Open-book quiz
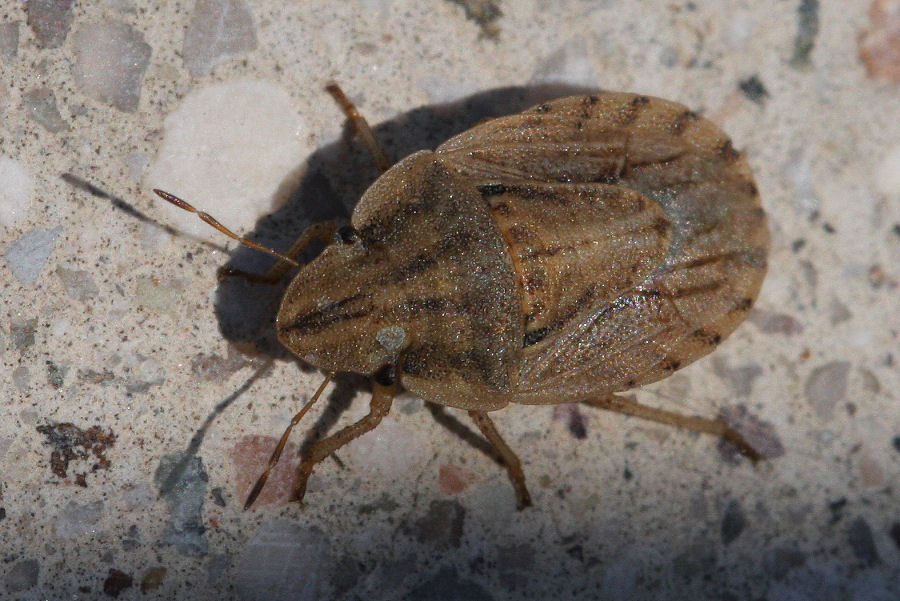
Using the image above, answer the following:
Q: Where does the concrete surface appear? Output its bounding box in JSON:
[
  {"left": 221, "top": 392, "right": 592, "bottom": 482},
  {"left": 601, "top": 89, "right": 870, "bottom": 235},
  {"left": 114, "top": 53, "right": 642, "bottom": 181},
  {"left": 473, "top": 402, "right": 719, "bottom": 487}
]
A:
[{"left": 1, "top": 0, "right": 898, "bottom": 599}]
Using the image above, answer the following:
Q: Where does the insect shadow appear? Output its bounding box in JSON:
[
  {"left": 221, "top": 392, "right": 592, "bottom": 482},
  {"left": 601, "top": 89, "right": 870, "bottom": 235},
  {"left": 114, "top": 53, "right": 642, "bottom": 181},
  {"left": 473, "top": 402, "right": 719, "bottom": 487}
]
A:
[{"left": 213, "top": 83, "right": 598, "bottom": 465}]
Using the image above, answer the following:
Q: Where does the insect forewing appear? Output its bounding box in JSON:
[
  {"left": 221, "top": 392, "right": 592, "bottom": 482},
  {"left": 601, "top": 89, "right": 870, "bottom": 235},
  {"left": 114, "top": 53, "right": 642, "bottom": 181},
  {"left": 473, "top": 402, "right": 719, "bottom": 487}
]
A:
[{"left": 436, "top": 93, "right": 768, "bottom": 403}]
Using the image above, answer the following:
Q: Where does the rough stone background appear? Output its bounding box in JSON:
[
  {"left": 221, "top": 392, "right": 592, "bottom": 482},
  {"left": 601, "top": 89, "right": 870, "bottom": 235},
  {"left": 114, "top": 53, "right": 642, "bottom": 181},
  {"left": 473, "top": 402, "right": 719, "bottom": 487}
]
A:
[{"left": 1, "top": 1, "right": 898, "bottom": 599}]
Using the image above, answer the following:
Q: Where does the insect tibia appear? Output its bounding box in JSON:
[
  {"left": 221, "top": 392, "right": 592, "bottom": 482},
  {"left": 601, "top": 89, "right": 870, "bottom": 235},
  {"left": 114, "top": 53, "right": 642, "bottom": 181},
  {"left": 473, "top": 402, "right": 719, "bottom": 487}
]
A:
[
  {"left": 152, "top": 188, "right": 301, "bottom": 268},
  {"left": 243, "top": 372, "right": 334, "bottom": 510}
]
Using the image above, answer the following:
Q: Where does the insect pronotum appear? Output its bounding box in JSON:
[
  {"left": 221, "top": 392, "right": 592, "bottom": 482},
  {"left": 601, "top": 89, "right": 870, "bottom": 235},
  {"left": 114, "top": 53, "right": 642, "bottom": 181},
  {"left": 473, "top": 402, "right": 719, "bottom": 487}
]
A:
[{"left": 156, "top": 83, "right": 769, "bottom": 510}]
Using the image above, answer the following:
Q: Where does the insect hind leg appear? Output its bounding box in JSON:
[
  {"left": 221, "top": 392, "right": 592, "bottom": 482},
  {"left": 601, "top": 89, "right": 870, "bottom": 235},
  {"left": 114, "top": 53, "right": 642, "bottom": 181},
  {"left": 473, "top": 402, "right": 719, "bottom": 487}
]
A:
[
  {"left": 468, "top": 410, "right": 532, "bottom": 510},
  {"left": 582, "top": 394, "right": 762, "bottom": 461}
]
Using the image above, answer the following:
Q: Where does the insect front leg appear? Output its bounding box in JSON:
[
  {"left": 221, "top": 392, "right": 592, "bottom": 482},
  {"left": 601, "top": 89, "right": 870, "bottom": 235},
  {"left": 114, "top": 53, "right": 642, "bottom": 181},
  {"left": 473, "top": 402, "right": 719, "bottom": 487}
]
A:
[
  {"left": 219, "top": 221, "right": 338, "bottom": 284},
  {"left": 582, "top": 394, "right": 762, "bottom": 461},
  {"left": 468, "top": 410, "right": 532, "bottom": 510},
  {"left": 291, "top": 375, "right": 396, "bottom": 503}
]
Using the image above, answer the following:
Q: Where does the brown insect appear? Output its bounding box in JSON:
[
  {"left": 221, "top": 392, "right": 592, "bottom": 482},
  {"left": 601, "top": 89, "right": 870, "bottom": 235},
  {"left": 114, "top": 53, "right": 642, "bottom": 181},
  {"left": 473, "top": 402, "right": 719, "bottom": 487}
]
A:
[{"left": 155, "top": 83, "right": 769, "bottom": 510}]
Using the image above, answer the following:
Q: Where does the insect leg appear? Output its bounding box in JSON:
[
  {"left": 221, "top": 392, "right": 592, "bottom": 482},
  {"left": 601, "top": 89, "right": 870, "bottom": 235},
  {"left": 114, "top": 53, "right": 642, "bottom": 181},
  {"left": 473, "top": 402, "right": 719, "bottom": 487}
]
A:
[
  {"left": 220, "top": 221, "right": 338, "bottom": 284},
  {"left": 582, "top": 395, "right": 762, "bottom": 461},
  {"left": 468, "top": 411, "right": 532, "bottom": 510},
  {"left": 291, "top": 378, "right": 396, "bottom": 503},
  {"left": 326, "top": 83, "right": 392, "bottom": 173},
  {"left": 244, "top": 373, "right": 334, "bottom": 509}
]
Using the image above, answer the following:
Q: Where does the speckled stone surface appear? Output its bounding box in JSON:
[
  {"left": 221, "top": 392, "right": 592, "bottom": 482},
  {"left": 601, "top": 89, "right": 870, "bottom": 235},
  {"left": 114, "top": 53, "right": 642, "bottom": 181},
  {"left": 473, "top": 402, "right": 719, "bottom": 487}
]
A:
[{"left": 2, "top": 1, "right": 899, "bottom": 599}]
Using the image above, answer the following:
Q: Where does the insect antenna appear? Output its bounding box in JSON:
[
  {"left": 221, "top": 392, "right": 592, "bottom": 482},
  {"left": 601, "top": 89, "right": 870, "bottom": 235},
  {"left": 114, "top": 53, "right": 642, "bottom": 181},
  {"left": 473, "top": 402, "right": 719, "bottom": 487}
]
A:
[
  {"left": 244, "top": 372, "right": 335, "bottom": 509},
  {"left": 152, "top": 189, "right": 300, "bottom": 267}
]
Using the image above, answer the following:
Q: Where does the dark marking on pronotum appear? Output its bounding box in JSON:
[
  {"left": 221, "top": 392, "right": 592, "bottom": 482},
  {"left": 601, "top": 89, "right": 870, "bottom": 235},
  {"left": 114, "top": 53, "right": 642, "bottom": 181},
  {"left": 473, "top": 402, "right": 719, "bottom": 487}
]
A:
[
  {"left": 392, "top": 253, "right": 437, "bottom": 281},
  {"left": 751, "top": 207, "right": 767, "bottom": 223},
  {"left": 744, "top": 180, "right": 759, "bottom": 196},
  {"left": 613, "top": 97, "right": 645, "bottom": 125},
  {"left": 504, "top": 183, "right": 568, "bottom": 205},
  {"left": 671, "top": 110, "right": 699, "bottom": 134},
  {"left": 679, "top": 249, "right": 767, "bottom": 271},
  {"left": 668, "top": 280, "right": 725, "bottom": 299},
  {"left": 478, "top": 183, "right": 508, "bottom": 197},
  {"left": 286, "top": 293, "right": 372, "bottom": 334},
  {"left": 682, "top": 254, "right": 730, "bottom": 269},
  {"left": 507, "top": 225, "right": 534, "bottom": 244},
  {"left": 733, "top": 297, "right": 754, "bottom": 312},
  {"left": 662, "top": 358, "right": 682, "bottom": 371},
  {"left": 489, "top": 201, "right": 511, "bottom": 216},
  {"left": 398, "top": 297, "right": 450, "bottom": 316},
  {"left": 717, "top": 139, "right": 741, "bottom": 162},
  {"left": 692, "top": 328, "right": 723, "bottom": 346},
  {"left": 524, "top": 301, "right": 545, "bottom": 324},
  {"left": 535, "top": 103, "right": 551, "bottom": 113},
  {"left": 522, "top": 273, "right": 545, "bottom": 292},
  {"left": 523, "top": 326, "right": 552, "bottom": 348},
  {"left": 652, "top": 217, "right": 671, "bottom": 236}
]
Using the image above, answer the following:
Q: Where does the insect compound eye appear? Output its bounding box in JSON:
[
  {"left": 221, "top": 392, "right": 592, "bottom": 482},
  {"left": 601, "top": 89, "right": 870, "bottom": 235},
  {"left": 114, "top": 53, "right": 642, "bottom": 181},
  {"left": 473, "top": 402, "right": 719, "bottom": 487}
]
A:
[
  {"left": 335, "top": 225, "right": 359, "bottom": 245},
  {"left": 373, "top": 364, "right": 396, "bottom": 387}
]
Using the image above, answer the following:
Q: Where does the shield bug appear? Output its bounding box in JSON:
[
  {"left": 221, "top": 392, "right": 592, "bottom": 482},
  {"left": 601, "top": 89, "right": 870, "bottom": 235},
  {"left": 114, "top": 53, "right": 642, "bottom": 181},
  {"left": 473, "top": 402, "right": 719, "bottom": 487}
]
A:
[{"left": 156, "top": 84, "right": 769, "bottom": 510}]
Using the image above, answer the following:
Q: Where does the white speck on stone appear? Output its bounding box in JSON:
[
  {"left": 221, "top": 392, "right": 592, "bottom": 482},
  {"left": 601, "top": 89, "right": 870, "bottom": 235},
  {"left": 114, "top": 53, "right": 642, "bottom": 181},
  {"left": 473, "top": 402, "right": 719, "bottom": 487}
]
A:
[
  {"left": 55, "top": 500, "right": 105, "bottom": 539},
  {"left": 183, "top": 0, "right": 258, "bottom": 77},
  {"left": 4, "top": 226, "right": 62, "bottom": 285},
  {"left": 234, "top": 520, "right": 332, "bottom": 601},
  {"left": 0, "top": 21, "right": 19, "bottom": 59},
  {"left": 782, "top": 148, "right": 818, "bottom": 214},
  {"left": 71, "top": 21, "right": 152, "bottom": 112},
  {"left": 345, "top": 418, "right": 426, "bottom": 481},
  {"left": 0, "top": 157, "right": 34, "bottom": 227},
  {"left": 146, "top": 79, "right": 309, "bottom": 244},
  {"left": 531, "top": 37, "right": 597, "bottom": 87},
  {"left": 873, "top": 143, "right": 900, "bottom": 198}
]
